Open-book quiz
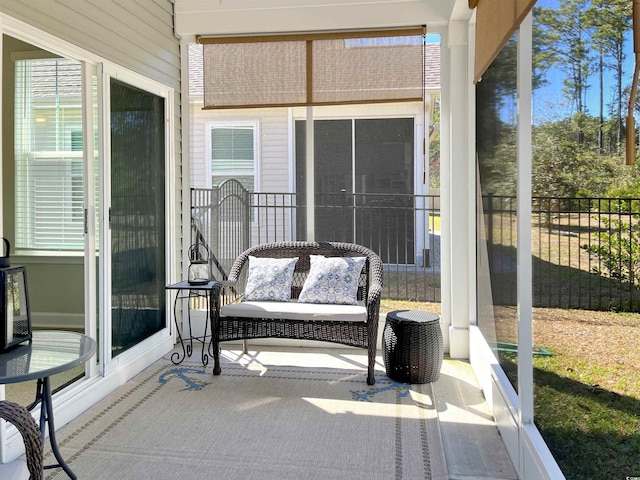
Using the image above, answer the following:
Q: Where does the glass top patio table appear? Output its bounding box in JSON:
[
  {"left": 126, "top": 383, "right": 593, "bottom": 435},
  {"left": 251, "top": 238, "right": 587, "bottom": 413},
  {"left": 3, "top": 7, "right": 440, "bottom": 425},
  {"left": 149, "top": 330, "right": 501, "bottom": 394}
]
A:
[
  {"left": 0, "top": 330, "right": 96, "bottom": 479},
  {"left": 0, "top": 330, "right": 96, "bottom": 384}
]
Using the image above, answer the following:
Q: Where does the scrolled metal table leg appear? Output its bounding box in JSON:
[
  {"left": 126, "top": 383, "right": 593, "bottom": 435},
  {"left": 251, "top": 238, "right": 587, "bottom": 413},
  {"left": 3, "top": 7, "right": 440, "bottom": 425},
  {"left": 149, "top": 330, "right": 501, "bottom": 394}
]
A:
[
  {"left": 210, "top": 286, "right": 222, "bottom": 375},
  {"left": 170, "top": 290, "right": 187, "bottom": 364},
  {"left": 200, "top": 291, "right": 210, "bottom": 367}
]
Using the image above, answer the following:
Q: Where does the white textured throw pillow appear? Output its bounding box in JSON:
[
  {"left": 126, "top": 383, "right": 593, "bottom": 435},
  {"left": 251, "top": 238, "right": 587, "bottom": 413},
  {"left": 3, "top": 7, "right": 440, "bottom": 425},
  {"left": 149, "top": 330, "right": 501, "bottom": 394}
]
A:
[
  {"left": 298, "top": 255, "right": 366, "bottom": 305},
  {"left": 244, "top": 256, "right": 299, "bottom": 301}
]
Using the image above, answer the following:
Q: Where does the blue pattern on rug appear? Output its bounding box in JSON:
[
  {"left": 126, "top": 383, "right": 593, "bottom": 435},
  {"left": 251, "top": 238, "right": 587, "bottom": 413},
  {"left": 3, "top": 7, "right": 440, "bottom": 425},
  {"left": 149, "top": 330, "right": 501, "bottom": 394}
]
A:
[
  {"left": 350, "top": 378, "right": 412, "bottom": 402},
  {"left": 158, "top": 368, "right": 211, "bottom": 391}
]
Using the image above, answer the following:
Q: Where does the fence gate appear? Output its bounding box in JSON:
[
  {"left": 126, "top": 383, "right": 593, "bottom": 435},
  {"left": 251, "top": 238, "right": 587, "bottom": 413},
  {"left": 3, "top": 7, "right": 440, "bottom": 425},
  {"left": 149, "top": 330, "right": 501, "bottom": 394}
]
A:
[{"left": 191, "top": 180, "right": 251, "bottom": 280}]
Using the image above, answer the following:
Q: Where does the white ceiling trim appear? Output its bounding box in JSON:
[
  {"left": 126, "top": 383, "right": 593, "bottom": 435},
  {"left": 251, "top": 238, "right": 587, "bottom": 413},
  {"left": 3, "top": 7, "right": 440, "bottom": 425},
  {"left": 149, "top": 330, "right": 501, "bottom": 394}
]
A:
[{"left": 174, "top": 0, "right": 458, "bottom": 37}]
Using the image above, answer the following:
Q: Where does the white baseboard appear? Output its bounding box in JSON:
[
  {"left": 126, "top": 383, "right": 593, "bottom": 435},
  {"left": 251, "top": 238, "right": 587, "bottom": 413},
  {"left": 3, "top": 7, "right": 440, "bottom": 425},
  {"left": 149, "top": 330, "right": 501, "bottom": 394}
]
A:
[{"left": 470, "top": 326, "right": 566, "bottom": 479}]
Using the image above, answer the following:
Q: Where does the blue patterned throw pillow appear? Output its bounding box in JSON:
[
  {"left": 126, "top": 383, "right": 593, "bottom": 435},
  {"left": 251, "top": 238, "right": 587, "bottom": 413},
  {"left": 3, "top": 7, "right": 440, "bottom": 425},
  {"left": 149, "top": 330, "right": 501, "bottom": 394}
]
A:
[
  {"left": 298, "top": 255, "right": 366, "bottom": 305},
  {"left": 244, "top": 256, "right": 299, "bottom": 301}
]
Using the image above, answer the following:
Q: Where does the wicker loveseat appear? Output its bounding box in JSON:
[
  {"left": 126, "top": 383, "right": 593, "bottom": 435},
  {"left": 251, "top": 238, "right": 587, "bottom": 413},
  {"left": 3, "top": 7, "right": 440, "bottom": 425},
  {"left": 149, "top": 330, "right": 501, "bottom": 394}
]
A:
[
  {"left": 210, "top": 241, "right": 383, "bottom": 385},
  {"left": 0, "top": 400, "right": 43, "bottom": 480}
]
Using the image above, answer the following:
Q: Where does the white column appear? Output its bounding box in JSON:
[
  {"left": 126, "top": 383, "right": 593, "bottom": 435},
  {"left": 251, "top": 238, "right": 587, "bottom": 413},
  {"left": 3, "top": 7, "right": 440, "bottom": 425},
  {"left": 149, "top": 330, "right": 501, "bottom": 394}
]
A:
[
  {"left": 305, "top": 106, "right": 315, "bottom": 242},
  {"left": 517, "top": 12, "right": 534, "bottom": 428},
  {"left": 445, "top": 21, "right": 473, "bottom": 359}
]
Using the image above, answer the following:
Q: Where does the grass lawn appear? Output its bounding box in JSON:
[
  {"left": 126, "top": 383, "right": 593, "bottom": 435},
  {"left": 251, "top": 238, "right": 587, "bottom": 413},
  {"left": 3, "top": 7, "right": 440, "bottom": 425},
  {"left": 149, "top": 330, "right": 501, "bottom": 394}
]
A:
[
  {"left": 528, "top": 308, "right": 640, "bottom": 479},
  {"left": 484, "top": 212, "right": 640, "bottom": 476},
  {"left": 382, "top": 299, "right": 640, "bottom": 480}
]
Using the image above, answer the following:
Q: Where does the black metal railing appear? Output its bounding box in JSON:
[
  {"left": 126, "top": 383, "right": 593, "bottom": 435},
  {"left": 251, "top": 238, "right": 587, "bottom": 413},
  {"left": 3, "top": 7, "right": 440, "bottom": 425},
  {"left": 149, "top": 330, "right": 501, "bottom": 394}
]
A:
[
  {"left": 192, "top": 187, "right": 441, "bottom": 302},
  {"left": 484, "top": 195, "right": 640, "bottom": 312},
  {"left": 193, "top": 186, "right": 640, "bottom": 311}
]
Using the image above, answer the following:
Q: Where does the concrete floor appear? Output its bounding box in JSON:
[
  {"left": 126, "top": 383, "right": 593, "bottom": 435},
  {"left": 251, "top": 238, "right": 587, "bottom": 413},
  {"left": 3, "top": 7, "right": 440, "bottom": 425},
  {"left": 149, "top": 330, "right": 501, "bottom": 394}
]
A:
[
  {"left": 432, "top": 358, "right": 518, "bottom": 480},
  {"left": 211, "top": 308, "right": 519, "bottom": 480},
  {"left": 225, "top": 344, "right": 518, "bottom": 480}
]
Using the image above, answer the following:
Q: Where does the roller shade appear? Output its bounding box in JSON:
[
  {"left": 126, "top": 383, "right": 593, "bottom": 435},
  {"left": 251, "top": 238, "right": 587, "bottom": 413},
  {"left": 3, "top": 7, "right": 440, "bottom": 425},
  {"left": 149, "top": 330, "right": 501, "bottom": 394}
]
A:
[
  {"left": 197, "top": 28, "right": 426, "bottom": 109},
  {"left": 473, "top": 0, "right": 537, "bottom": 83}
]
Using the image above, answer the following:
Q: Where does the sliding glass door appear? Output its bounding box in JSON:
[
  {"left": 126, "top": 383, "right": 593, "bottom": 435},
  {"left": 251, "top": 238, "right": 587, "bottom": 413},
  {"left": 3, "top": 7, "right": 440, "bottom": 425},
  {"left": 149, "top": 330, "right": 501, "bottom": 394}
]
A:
[
  {"left": 355, "top": 118, "right": 414, "bottom": 263},
  {"left": 295, "top": 120, "right": 353, "bottom": 242},
  {"left": 109, "top": 79, "right": 166, "bottom": 357},
  {"left": 295, "top": 117, "right": 414, "bottom": 262},
  {"left": 1, "top": 22, "right": 175, "bottom": 444},
  {"left": 9, "top": 42, "right": 170, "bottom": 364},
  {"left": 7, "top": 39, "right": 100, "bottom": 402}
]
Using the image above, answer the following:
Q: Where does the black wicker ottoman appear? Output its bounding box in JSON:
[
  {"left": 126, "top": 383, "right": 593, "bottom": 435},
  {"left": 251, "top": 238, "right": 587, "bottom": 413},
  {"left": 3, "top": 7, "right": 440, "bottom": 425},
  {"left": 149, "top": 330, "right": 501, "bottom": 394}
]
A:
[{"left": 383, "top": 310, "right": 444, "bottom": 384}]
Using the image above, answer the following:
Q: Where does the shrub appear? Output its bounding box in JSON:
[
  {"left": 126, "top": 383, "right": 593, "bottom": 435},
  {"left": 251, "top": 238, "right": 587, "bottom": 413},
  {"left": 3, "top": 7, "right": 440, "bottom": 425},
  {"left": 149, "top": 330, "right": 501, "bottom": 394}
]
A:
[{"left": 581, "top": 215, "right": 640, "bottom": 285}]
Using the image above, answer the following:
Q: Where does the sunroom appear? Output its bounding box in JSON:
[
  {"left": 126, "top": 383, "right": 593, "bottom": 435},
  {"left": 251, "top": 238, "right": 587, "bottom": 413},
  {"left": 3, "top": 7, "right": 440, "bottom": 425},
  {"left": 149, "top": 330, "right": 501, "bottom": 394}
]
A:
[{"left": 0, "top": 1, "right": 563, "bottom": 479}]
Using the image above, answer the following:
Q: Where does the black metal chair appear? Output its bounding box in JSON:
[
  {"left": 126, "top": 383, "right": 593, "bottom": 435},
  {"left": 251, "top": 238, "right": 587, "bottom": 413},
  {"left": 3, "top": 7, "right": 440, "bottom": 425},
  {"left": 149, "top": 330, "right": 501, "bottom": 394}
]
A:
[{"left": 0, "top": 400, "right": 43, "bottom": 480}]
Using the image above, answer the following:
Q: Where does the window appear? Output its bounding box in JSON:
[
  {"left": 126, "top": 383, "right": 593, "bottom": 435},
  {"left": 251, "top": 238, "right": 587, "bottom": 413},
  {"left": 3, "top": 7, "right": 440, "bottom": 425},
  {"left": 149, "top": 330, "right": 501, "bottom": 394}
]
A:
[
  {"left": 14, "top": 58, "right": 84, "bottom": 251},
  {"left": 208, "top": 123, "right": 256, "bottom": 191}
]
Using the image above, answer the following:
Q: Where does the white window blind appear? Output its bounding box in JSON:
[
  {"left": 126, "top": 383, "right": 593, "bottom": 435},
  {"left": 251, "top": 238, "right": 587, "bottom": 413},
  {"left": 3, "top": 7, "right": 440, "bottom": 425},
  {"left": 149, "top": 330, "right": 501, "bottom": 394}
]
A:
[
  {"left": 14, "top": 58, "right": 85, "bottom": 251},
  {"left": 211, "top": 127, "right": 254, "bottom": 173},
  {"left": 210, "top": 125, "right": 255, "bottom": 190}
]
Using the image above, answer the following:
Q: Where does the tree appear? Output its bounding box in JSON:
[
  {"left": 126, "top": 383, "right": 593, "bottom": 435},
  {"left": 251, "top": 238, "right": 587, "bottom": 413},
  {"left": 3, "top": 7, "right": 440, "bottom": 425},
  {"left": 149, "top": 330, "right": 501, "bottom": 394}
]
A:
[
  {"left": 586, "top": 0, "right": 632, "bottom": 153},
  {"left": 536, "top": 0, "right": 594, "bottom": 121},
  {"left": 532, "top": 115, "right": 621, "bottom": 198},
  {"left": 476, "top": 36, "right": 518, "bottom": 196},
  {"left": 428, "top": 97, "right": 441, "bottom": 189}
]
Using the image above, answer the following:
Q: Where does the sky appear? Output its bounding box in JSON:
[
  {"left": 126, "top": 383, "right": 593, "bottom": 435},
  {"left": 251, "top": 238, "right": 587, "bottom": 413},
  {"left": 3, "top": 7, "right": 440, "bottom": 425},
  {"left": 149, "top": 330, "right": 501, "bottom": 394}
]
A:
[{"left": 532, "top": 0, "right": 635, "bottom": 122}]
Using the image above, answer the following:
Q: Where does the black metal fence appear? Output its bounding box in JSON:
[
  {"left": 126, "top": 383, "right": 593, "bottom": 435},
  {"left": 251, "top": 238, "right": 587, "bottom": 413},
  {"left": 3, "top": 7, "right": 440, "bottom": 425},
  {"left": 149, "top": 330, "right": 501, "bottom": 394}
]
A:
[
  {"left": 484, "top": 195, "right": 640, "bottom": 312},
  {"left": 192, "top": 186, "right": 441, "bottom": 302},
  {"left": 192, "top": 185, "right": 640, "bottom": 311}
]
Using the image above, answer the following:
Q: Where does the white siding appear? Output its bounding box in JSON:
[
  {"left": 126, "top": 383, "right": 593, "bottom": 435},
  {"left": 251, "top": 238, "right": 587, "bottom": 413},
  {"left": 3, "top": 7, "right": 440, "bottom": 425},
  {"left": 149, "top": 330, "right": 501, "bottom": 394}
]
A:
[
  {"left": 0, "top": 0, "right": 184, "bottom": 277},
  {"left": 259, "top": 109, "right": 291, "bottom": 192},
  {"left": 189, "top": 101, "right": 208, "bottom": 188},
  {"left": 0, "top": 0, "right": 183, "bottom": 234},
  {"left": 0, "top": 0, "right": 179, "bottom": 89},
  {"left": 189, "top": 104, "right": 290, "bottom": 191},
  {"left": 189, "top": 103, "right": 293, "bottom": 245}
]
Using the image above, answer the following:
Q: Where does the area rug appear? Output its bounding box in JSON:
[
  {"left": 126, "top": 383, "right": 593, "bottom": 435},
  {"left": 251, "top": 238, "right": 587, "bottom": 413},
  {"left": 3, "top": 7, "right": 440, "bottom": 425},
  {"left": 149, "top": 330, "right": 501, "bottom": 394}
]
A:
[{"left": 43, "top": 354, "right": 447, "bottom": 480}]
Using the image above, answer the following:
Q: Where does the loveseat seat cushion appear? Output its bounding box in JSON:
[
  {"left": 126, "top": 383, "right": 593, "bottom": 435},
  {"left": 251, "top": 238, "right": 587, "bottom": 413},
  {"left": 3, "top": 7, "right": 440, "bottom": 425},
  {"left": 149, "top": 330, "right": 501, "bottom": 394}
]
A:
[{"left": 220, "top": 300, "right": 367, "bottom": 322}]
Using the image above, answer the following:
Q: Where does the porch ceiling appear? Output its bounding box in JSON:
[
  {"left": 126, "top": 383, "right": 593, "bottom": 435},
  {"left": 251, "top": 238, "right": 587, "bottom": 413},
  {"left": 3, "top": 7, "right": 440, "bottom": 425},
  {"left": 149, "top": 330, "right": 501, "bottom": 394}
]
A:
[{"left": 174, "top": 0, "right": 473, "bottom": 39}]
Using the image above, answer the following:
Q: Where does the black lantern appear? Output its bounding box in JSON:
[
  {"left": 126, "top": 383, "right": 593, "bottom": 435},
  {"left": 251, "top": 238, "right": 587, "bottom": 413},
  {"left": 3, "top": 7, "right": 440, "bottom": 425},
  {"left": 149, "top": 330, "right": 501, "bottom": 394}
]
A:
[
  {"left": 187, "top": 242, "right": 211, "bottom": 285},
  {"left": 0, "top": 238, "right": 32, "bottom": 352}
]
